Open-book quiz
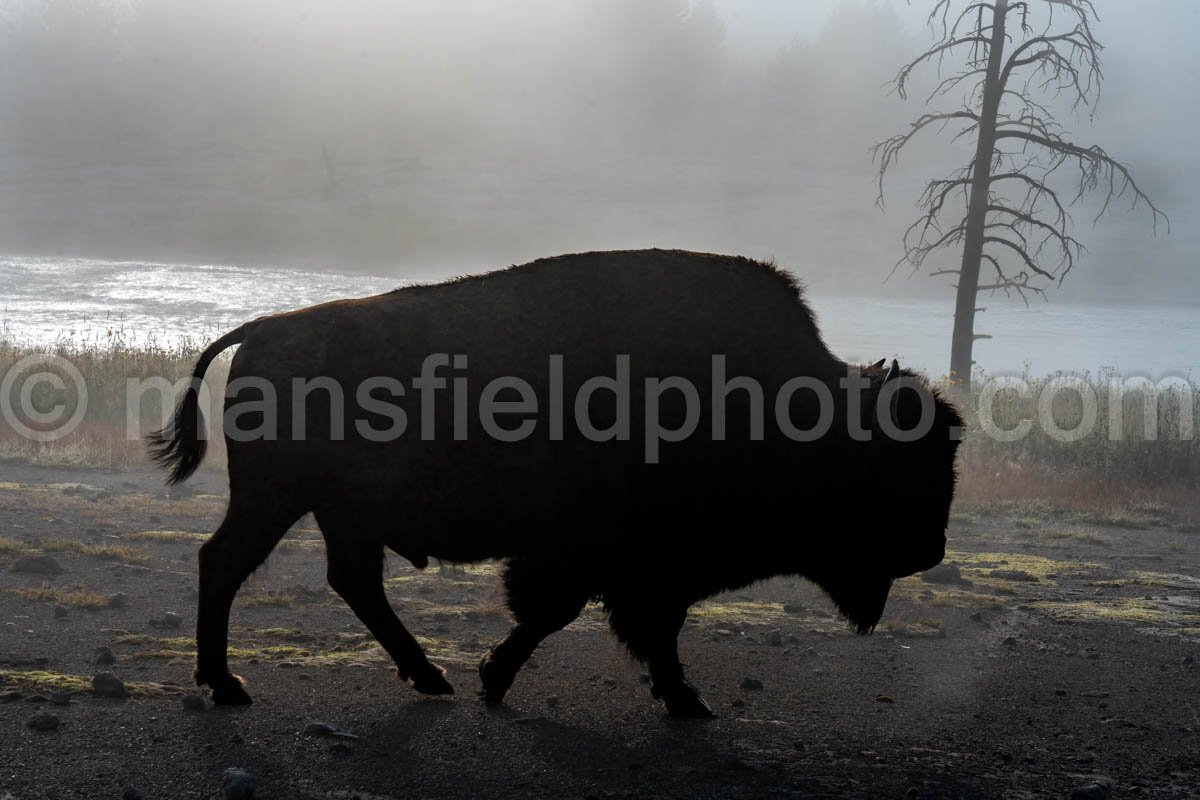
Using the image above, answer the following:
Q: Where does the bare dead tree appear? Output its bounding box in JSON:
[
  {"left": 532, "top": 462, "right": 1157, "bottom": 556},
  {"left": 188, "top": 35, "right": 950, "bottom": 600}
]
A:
[{"left": 874, "top": 0, "right": 1168, "bottom": 396}]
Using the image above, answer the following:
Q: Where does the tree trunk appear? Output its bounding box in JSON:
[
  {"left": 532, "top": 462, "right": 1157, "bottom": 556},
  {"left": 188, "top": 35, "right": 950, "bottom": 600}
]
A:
[{"left": 949, "top": 0, "right": 1009, "bottom": 397}]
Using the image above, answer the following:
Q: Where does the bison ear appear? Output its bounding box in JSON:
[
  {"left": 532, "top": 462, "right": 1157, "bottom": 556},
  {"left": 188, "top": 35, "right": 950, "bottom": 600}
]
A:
[
  {"left": 883, "top": 359, "right": 900, "bottom": 383},
  {"left": 869, "top": 358, "right": 886, "bottom": 370}
]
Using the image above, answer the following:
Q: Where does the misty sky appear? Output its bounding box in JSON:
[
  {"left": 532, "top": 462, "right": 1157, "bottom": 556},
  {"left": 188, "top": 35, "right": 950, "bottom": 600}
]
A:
[{"left": 0, "top": 0, "right": 1195, "bottom": 304}]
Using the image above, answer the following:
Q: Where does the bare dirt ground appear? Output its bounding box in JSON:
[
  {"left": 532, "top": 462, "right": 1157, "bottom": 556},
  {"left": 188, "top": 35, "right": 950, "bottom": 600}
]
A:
[{"left": 0, "top": 463, "right": 1197, "bottom": 799}]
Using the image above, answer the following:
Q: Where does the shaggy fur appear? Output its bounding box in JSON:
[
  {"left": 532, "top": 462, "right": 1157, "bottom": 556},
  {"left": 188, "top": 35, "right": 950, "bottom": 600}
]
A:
[{"left": 149, "top": 249, "right": 963, "bottom": 716}]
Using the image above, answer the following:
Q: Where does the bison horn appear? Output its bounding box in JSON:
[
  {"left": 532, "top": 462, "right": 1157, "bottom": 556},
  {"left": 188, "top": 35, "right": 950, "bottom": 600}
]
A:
[
  {"left": 869, "top": 358, "right": 886, "bottom": 369},
  {"left": 884, "top": 359, "right": 900, "bottom": 383}
]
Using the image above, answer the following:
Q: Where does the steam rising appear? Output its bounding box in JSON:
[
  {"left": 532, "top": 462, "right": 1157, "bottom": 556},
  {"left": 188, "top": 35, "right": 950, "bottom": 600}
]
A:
[{"left": 0, "top": 0, "right": 1194, "bottom": 301}]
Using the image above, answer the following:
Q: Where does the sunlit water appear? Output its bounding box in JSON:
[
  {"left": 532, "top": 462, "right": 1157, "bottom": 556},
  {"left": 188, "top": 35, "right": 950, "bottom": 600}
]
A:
[{"left": 2, "top": 256, "right": 1195, "bottom": 378}]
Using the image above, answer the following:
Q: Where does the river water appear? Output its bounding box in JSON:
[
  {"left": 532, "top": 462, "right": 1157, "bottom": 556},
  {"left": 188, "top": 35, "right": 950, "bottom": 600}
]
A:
[{"left": 2, "top": 255, "right": 1195, "bottom": 379}]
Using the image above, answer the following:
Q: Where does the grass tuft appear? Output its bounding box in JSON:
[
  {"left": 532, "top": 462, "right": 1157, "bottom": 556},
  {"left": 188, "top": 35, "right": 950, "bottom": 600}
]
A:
[
  {"left": 42, "top": 539, "right": 149, "bottom": 564},
  {"left": 3, "top": 583, "right": 108, "bottom": 609}
]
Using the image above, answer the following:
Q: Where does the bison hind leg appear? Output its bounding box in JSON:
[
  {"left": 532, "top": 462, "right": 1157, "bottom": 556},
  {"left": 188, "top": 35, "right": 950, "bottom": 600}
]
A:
[
  {"left": 319, "top": 526, "right": 452, "bottom": 696},
  {"left": 479, "top": 556, "right": 589, "bottom": 704},
  {"left": 603, "top": 594, "right": 713, "bottom": 719},
  {"left": 196, "top": 503, "right": 303, "bottom": 705}
]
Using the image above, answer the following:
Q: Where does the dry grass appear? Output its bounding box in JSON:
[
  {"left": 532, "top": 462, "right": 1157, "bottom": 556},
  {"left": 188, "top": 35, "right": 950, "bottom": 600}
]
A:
[
  {"left": 41, "top": 538, "right": 149, "bottom": 564},
  {"left": 0, "top": 669, "right": 187, "bottom": 697},
  {"left": 0, "top": 536, "right": 30, "bottom": 554},
  {"left": 952, "top": 370, "right": 1198, "bottom": 523},
  {"left": 0, "top": 338, "right": 229, "bottom": 471},
  {"left": 123, "top": 530, "right": 208, "bottom": 543},
  {"left": 954, "top": 457, "right": 1198, "bottom": 526},
  {"left": 3, "top": 583, "right": 108, "bottom": 609}
]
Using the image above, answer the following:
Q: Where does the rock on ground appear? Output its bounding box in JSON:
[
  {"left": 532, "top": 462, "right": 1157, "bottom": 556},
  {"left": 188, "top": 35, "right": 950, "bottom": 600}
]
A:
[
  {"left": 10, "top": 555, "right": 64, "bottom": 575},
  {"left": 222, "top": 767, "right": 256, "bottom": 799},
  {"left": 26, "top": 712, "right": 60, "bottom": 731},
  {"left": 92, "top": 671, "right": 128, "bottom": 699}
]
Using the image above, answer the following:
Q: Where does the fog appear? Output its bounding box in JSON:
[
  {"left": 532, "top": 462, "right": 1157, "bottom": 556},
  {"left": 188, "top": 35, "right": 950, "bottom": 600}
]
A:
[{"left": 1, "top": 0, "right": 1195, "bottom": 302}]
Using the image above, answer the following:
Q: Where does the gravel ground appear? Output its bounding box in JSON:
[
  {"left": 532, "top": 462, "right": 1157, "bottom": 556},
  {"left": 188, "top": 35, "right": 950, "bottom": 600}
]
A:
[{"left": 0, "top": 463, "right": 1197, "bottom": 799}]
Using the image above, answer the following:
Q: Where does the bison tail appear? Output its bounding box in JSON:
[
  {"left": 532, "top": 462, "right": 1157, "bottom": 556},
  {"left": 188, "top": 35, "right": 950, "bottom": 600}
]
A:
[{"left": 146, "top": 324, "right": 250, "bottom": 485}]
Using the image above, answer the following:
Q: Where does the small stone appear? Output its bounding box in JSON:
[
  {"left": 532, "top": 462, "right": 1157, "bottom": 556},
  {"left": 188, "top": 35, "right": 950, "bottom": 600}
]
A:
[
  {"left": 329, "top": 741, "right": 353, "bottom": 755},
  {"left": 1070, "top": 776, "right": 1113, "bottom": 800},
  {"left": 0, "top": 690, "right": 21, "bottom": 702},
  {"left": 106, "top": 593, "right": 129, "bottom": 609},
  {"left": 546, "top": 696, "right": 559, "bottom": 708},
  {"left": 1184, "top": 655, "right": 1195, "bottom": 665},
  {"left": 53, "top": 604, "right": 69, "bottom": 619},
  {"left": 26, "top": 712, "right": 60, "bottom": 731},
  {"left": 765, "top": 629, "right": 783, "bottom": 647},
  {"left": 731, "top": 698, "right": 746, "bottom": 708},
  {"left": 25, "top": 694, "right": 48, "bottom": 703},
  {"left": 182, "top": 694, "right": 207, "bottom": 712},
  {"left": 162, "top": 611, "right": 183, "bottom": 628},
  {"left": 92, "top": 671, "right": 128, "bottom": 698},
  {"left": 782, "top": 603, "right": 804, "bottom": 614},
  {"left": 740, "top": 677, "right": 764, "bottom": 691},
  {"left": 122, "top": 785, "right": 144, "bottom": 800},
  {"left": 48, "top": 691, "right": 70, "bottom": 706},
  {"left": 10, "top": 555, "right": 64, "bottom": 575},
  {"left": 94, "top": 646, "right": 116, "bottom": 665},
  {"left": 875, "top": 694, "right": 896, "bottom": 703},
  {"left": 921, "top": 563, "right": 971, "bottom": 586},
  {"left": 222, "top": 767, "right": 256, "bottom": 799},
  {"left": 304, "top": 721, "right": 358, "bottom": 739},
  {"left": 1002, "top": 636, "right": 1018, "bottom": 647}
]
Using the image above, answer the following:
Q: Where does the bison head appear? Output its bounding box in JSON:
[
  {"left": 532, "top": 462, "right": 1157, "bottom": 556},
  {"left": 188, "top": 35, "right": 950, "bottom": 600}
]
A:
[{"left": 808, "top": 359, "right": 963, "bottom": 633}]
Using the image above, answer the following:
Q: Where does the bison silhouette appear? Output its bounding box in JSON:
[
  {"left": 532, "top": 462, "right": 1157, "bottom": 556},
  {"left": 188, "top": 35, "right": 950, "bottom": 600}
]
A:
[{"left": 149, "top": 249, "right": 963, "bottom": 717}]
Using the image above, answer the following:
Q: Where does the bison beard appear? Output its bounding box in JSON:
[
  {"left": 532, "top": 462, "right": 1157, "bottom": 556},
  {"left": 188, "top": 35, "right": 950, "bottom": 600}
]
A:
[{"left": 149, "top": 249, "right": 963, "bottom": 718}]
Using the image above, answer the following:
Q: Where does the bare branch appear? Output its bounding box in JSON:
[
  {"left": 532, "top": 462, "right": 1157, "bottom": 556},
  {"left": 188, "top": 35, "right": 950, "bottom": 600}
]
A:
[
  {"left": 872, "top": 111, "right": 980, "bottom": 206},
  {"left": 996, "top": 130, "right": 1170, "bottom": 232},
  {"left": 982, "top": 235, "right": 1054, "bottom": 279},
  {"left": 892, "top": 37, "right": 992, "bottom": 99}
]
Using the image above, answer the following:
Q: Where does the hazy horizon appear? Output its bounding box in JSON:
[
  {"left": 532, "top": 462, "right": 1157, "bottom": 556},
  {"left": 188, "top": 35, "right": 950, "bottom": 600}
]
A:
[{"left": 1, "top": 0, "right": 1195, "bottom": 305}]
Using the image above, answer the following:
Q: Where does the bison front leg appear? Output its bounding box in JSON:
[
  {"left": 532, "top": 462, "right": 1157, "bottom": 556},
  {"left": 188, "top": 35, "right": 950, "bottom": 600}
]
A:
[
  {"left": 321, "top": 533, "right": 453, "bottom": 696},
  {"left": 606, "top": 598, "right": 713, "bottom": 718},
  {"left": 479, "top": 556, "right": 589, "bottom": 704}
]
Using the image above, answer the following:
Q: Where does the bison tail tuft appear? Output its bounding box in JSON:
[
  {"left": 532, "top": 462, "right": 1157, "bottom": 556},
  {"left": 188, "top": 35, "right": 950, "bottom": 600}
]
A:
[
  {"left": 147, "top": 385, "right": 208, "bottom": 485},
  {"left": 145, "top": 324, "right": 250, "bottom": 485}
]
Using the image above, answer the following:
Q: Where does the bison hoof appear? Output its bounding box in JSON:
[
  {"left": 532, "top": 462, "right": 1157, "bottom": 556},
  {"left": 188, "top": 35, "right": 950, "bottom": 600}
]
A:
[
  {"left": 210, "top": 675, "right": 253, "bottom": 706},
  {"left": 654, "top": 681, "right": 714, "bottom": 719},
  {"left": 408, "top": 664, "right": 454, "bottom": 696},
  {"left": 478, "top": 652, "right": 516, "bottom": 704}
]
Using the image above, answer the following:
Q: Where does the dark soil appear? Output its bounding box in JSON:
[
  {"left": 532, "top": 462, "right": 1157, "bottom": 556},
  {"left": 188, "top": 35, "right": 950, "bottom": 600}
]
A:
[{"left": 0, "top": 463, "right": 1197, "bottom": 799}]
